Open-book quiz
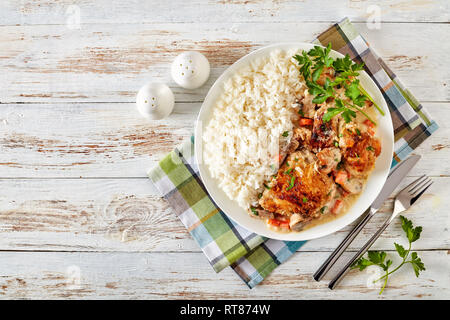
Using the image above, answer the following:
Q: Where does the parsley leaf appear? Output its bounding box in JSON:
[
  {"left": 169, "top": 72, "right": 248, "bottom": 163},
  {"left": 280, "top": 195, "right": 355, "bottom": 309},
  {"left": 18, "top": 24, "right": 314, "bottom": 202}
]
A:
[
  {"left": 312, "top": 94, "right": 331, "bottom": 104},
  {"left": 333, "top": 54, "right": 353, "bottom": 72},
  {"left": 367, "top": 251, "right": 386, "bottom": 265},
  {"left": 394, "top": 243, "right": 407, "bottom": 258},
  {"left": 293, "top": 44, "right": 384, "bottom": 124},
  {"left": 293, "top": 51, "right": 312, "bottom": 80},
  {"left": 322, "top": 107, "right": 344, "bottom": 122},
  {"left": 312, "top": 64, "right": 324, "bottom": 82},
  {"left": 341, "top": 108, "right": 357, "bottom": 123},
  {"left": 352, "top": 257, "right": 374, "bottom": 271},
  {"left": 352, "top": 62, "right": 365, "bottom": 72},
  {"left": 351, "top": 215, "right": 425, "bottom": 294},
  {"left": 410, "top": 252, "right": 426, "bottom": 277},
  {"left": 345, "top": 80, "right": 361, "bottom": 101},
  {"left": 400, "top": 215, "right": 422, "bottom": 243},
  {"left": 306, "top": 79, "right": 326, "bottom": 96}
]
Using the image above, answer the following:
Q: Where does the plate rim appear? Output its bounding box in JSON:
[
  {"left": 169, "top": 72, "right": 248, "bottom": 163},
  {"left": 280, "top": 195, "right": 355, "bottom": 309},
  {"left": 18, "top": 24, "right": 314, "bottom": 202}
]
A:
[{"left": 194, "top": 42, "right": 394, "bottom": 241}]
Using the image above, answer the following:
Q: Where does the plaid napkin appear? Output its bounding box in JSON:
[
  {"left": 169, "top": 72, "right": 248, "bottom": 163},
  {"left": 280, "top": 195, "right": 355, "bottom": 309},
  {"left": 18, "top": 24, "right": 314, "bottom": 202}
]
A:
[{"left": 148, "top": 18, "right": 438, "bottom": 288}]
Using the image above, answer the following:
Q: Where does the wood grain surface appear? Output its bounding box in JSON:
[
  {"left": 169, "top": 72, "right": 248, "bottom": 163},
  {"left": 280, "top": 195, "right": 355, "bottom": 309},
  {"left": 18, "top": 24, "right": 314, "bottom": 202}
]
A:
[{"left": 0, "top": 0, "right": 448, "bottom": 299}]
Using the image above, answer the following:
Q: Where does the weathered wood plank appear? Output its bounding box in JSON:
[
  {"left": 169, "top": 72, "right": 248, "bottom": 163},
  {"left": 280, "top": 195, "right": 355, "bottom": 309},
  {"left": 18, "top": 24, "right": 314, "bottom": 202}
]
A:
[
  {"left": 0, "top": 176, "right": 447, "bottom": 252},
  {"left": 1, "top": 0, "right": 448, "bottom": 25},
  {"left": 0, "top": 102, "right": 448, "bottom": 178},
  {"left": 0, "top": 102, "right": 194, "bottom": 177},
  {"left": 0, "top": 23, "right": 448, "bottom": 103},
  {"left": 0, "top": 250, "right": 447, "bottom": 299}
]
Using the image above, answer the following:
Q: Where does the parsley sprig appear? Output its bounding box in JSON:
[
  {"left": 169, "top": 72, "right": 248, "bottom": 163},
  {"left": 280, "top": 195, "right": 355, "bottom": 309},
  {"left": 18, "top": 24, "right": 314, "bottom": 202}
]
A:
[
  {"left": 293, "top": 43, "right": 384, "bottom": 124},
  {"left": 351, "top": 215, "right": 425, "bottom": 294}
]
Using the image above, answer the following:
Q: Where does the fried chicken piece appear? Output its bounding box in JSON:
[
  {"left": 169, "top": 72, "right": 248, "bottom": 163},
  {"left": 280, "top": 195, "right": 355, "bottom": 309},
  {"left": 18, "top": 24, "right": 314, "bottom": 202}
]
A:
[
  {"left": 286, "top": 127, "right": 312, "bottom": 153},
  {"left": 293, "top": 126, "right": 312, "bottom": 143},
  {"left": 315, "top": 147, "right": 341, "bottom": 174},
  {"left": 339, "top": 123, "right": 381, "bottom": 178},
  {"left": 247, "top": 207, "right": 274, "bottom": 220},
  {"left": 339, "top": 175, "right": 365, "bottom": 194},
  {"left": 259, "top": 150, "right": 335, "bottom": 225},
  {"left": 311, "top": 105, "right": 340, "bottom": 152}
]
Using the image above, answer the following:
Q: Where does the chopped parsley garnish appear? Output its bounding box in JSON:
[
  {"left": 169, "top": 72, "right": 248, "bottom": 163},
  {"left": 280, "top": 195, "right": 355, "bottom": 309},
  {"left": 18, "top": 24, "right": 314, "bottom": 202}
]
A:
[
  {"left": 356, "top": 128, "right": 361, "bottom": 135},
  {"left": 263, "top": 183, "right": 271, "bottom": 190},
  {"left": 258, "top": 193, "right": 263, "bottom": 199},
  {"left": 282, "top": 131, "right": 289, "bottom": 137},
  {"left": 285, "top": 168, "right": 293, "bottom": 176},
  {"left": 366, "top": 145, "right": 375, "bottom": 151},
  {"left": 320, "top": 206, "right": 327, "bottom": 214},
  {"left": 250, "top": 207, "right": 258, "bottom": 216},
  {"left": 286, "top": 176, "right": 295, "bottom": 191},
  {"left": 302, "top": 197, "right": 308, "bottom": 203},
  {"left": 293, "top": 43, "right": 384, "bottom": 124},
  {"left": 334, "top": 140, "right": 339, "bottom": 148}
]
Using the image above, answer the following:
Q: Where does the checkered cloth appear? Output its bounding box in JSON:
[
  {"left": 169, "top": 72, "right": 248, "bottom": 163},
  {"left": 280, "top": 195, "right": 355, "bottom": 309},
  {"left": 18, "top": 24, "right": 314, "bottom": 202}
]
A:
[{"left": 148, "top": 18, "right": 438, "bottom": 288}]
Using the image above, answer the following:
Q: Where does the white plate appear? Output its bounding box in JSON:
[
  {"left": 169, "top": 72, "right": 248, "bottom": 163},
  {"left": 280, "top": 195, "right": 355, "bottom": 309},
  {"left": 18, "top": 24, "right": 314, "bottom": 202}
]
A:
[{"left": 194, "top": 43, "right": 394, "bottom": 241}]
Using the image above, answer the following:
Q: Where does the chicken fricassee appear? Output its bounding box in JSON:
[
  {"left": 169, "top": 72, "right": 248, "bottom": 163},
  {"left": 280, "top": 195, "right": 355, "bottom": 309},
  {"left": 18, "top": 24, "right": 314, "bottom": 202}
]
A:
[
  {"left": 203, "top": 43, "right": 384, "bottom": 234},
  {"left": 248, "top": 45, "right": 383, "bottom": 232},
  {"left": 250, "top": 107, "right": 381, "bottom": 232}
]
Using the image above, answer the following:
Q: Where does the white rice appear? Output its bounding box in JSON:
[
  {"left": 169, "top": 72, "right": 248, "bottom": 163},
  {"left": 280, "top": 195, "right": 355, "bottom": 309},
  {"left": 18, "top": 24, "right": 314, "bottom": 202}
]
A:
[{"left": 202, "top": 49, "right": 305, "bottom": 209}]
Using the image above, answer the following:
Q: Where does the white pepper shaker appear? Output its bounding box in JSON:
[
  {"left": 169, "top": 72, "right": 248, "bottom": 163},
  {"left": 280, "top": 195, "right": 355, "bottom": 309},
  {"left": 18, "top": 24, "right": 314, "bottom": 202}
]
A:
[
  {"left": 136, "top": 83, "right": 174, "bottom": 120},
  {"left": 171, "top": 51, "right": 210, "bottom": 89}
]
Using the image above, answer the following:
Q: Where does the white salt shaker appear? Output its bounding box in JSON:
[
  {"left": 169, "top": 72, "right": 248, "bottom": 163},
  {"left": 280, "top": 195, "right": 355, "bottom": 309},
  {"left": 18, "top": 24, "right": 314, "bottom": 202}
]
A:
[
  {"left": 136, "top": 83, "right": 174, "bottom": 120},
  {"left": 171, "top": 51, "right": 210, "bottom": 89}
]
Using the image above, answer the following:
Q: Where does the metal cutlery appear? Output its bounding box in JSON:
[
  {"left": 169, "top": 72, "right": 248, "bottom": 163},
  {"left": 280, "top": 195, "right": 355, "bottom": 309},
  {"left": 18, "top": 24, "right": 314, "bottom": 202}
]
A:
[
  {"left": 313, "top": 155, "right": 421, "bottom": 282},
  {"left": 328, "top": 174, "right": 433, "bottom": 289}
]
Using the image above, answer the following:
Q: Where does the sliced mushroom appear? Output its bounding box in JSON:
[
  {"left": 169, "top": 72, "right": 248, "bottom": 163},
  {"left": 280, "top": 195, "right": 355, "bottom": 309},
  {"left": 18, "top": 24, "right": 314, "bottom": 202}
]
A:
[
  {"left": 287, "top": 139, "right": 300, "bottom": 154},
  {"left": 289, "top": 213, "right": 312, "bottom": 232},
  {"left": 340, "top": 177, "right": 364, "bottom": 194},
  {"left": 248, "top": 207, "right": 274, "bottom": 220},
  {"left": 315, "top": 147, "right": 341, "bottom": 174},
  {"left": 293, "top": 127, "right": 312, "bottom": 145}
]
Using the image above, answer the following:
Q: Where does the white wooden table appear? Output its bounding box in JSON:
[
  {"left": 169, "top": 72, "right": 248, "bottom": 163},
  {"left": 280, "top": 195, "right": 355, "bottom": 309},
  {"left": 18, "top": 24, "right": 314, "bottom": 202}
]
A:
[{"left": 0, "top": 0, "right": 448, "bottom": 299}]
